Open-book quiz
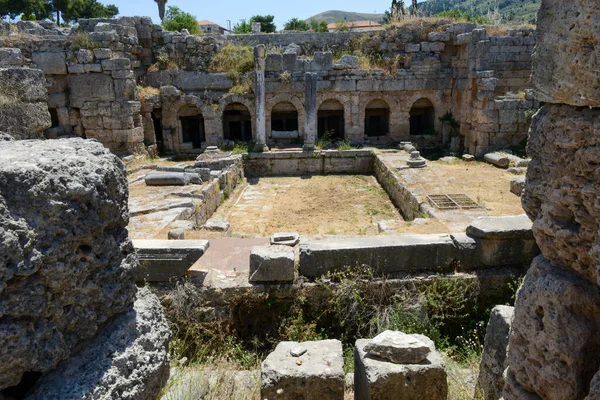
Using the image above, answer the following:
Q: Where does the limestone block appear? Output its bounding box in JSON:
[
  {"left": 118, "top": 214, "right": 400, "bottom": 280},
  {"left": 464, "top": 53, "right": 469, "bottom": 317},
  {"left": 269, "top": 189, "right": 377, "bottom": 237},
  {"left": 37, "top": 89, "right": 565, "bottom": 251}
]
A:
[
  {"left": 311, "top": 51, "right": 333, "bottom": 71},
  {"left": 101, "top": 58, "right": 131, "bottom": 71},
  {"left": 421, "top": 42, "right": 445, "bottom": 52},
  {"left": 77, "top": 49, "right": 94, "bottom": 64},
  {"left": 523, "top": 104, "right": 600, "bottom": 284},
  {"left": 364, "top": 331, "right": 431, "bottom": 364},
  {"left": 265, "top": 53, "right": 283, "bottom": 72},
  {"left": 0, "top": 68, "right": 47, "bottom": 103},
  {"left": 354, "top": 337, "right": 448, "bottom": 400},
  {"left": 25, "top": 288, "right": 170, "bottom": 400},
  {"left": 510, "top": 176, "right": 525, "bottom": 197},
  {"left": 168, "top": 228, "right": 185, "bottom": 240},
  {"left": 454, "top": 32, "right": 472, "bottom": 45},
  {"left": 31, "top": 51, "right": 66, "bottom": 74},
  {"left": 0, "top": 48, "right": 23, "bottom": 66},
  {"left": 261, "top": 340, "right": 344, "bottom": 400},
  {"left": 145, "top": 171, "right": 190, "bottom": 186},
  {"left": 333, "top": 55, "right": 359, "bottom": 69},
  {"left": 504, "top": 256, "right": 600, "bottom": 400},
  {"left": 270, "top": 232, "right": 300, "bottom": 246},
  {"left": 532, "top": 0, "right": 600, "bottom": 107},
  {"left": 93, "top": 48, "right": 113, "bottom": 60},
  {"left": 84, "top": 63, "right": 103, "bottom": 73},
  {"left": 484, "top": 152, "right": 510, "bottom": 168},
  {"left": 428, "top": 31, "right": 450, "bottom": 42},
  {"left": 202, "top": 217, "right": 230, "bottom": 232},
  {"left": 67, "top": 64, "right": 85, "bottom": 74},
  {"left": 249, "top": 245, "right": 295, "bottom": 283},
  {"left": 282, "top": 53, "right": 297, "bottom": 71},
  {"left": 0, "top": 139, "right": 136, "bottom": 390},
  {"left": 133, "top": 239, "right": 209, "bottom": 281},
  {"left": 68, "top": 73, "right": 115, "bottom": 108},
  {"left": 406, "top": 43, "right": 420, "bottom": 52},
  {"left": 0, "top": 102, "right": 51, "bottom": 139},
  {"left": 477, "top": 305, "right": 514, "bottom": 400},
  {"left": 466, "top": 215, "right": 533, "bottom": 240}
]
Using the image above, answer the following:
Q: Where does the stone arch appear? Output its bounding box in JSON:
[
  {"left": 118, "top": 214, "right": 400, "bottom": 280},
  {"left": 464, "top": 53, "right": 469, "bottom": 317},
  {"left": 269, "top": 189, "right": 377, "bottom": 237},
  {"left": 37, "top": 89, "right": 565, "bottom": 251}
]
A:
[
  {"left": 218, "top": 95, "right": 256, "bottom": 142},
  {"left": 269, "top": 101, "right": 300, "bottom": 141},
  {"left": 178, "top": 104, "right": 205, "bottom": 149},
  {"left": 266, "top": 94, "right": 304, "bottom": 140},
  {"left": 317, "top": 98, "right": 346, "bottom": 140},
  {"left": 409, "top": 98, "right": 436, "bottom": 135},
  {"left": 363, "top": 98, "right": 390, "bottom": 137}
]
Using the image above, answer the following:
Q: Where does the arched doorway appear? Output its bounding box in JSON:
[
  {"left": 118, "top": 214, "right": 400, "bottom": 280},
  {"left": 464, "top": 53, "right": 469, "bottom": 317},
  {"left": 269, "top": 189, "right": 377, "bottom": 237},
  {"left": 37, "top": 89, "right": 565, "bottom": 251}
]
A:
[
  {"left": 271, "top": 101, "right": 299, "bottom": 139},
  {"left": 409, "top": 98, "right": 435, "bottom": 135},
  {"left": 178, "top": 105, "right": 205, "bottom": 149},
  {"left": 364, "top": 99, "right": 390, "bottom": 137},
  {"left": 318, "top": 99, "right": 345, "bottom": 140},
  {"left": 223, "top": 102, "right": 252, "bottom": 141}
]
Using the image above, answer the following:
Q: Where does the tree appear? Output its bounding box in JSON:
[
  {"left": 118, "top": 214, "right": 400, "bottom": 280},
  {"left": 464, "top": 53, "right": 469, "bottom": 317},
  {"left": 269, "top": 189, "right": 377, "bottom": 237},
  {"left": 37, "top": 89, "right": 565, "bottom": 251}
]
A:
[
  {"left": 162, "top": 5, "right": 199, "bottom": 33},
  {"left": 333, "top": 19, "right": 351, "bottom": 32},
  {"left": 249, "top": 15, "right": 276, "bottom": 33},
  {"left": 283, "top": 17, "right": 309, "bottom": 31},
  {"left": 411, "top": 0, "right": 418, "bottom": 16},
  {"left": 382, "top": 0, "right": 406, "bottom": 24},
  {"left": 64, "top": 0, "right": 117, "bottom": 23},
  {"left": 154, "top": 0, "right": 166, "bottom": 21},
  {"left": 52, "top": 0, "right": 70, "bottom": 24},
  {"left": 233, "top": 15, "right": 276, "bottom": 33},
  {"left": 1, "top": 0, "right": 52, "bottom": 20},
  {"left": 308, "top": 18, "right": 328, "bottom": 32},
  {"left": 232, "top": 19, "right": 251, "bottom": 33}
]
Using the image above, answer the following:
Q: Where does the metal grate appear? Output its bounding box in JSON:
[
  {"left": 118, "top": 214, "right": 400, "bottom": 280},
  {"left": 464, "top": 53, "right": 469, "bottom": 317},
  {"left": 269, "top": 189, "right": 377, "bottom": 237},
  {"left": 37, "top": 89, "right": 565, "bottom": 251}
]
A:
[{"left": 427, "top": 194, "right": 481, "bottom": 210}]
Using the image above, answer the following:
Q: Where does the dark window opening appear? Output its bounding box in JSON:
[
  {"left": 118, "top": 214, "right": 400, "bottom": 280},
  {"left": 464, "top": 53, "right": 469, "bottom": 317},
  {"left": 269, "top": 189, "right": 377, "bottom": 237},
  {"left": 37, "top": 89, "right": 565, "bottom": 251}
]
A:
[
  {"left": 271, "top": 112, "right": 299, "bottom": 132},
  {"left": 365, "top": 107, "right": 389, "bottom": 137},
  {"left": 1, "top": 371, "right": 42, "bottom": 399},
  {"left": 223, "top": 103, "right": 252, "bottom": 141},
  {"left": 180, "top": 115, "right": 205, "bottom": 148},
  {"left": 318, "top": 110, "right": 344, "bottom": 140},
  {"left": 409, "top": 98, "right": 435, "bottom": 135},
  {"left": 48, "top": 108, "right": 59, "bottom": 128}
]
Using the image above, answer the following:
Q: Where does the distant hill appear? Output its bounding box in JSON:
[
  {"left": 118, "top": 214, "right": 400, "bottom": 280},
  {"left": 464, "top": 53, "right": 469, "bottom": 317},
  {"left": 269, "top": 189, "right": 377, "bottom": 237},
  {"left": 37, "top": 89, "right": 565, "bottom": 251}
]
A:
[
  {"left": 418, "top": 0, "right": 541, "bottom": 24},
  {"left": 306, "top": 10, "right": 384, "bottom": 24}
]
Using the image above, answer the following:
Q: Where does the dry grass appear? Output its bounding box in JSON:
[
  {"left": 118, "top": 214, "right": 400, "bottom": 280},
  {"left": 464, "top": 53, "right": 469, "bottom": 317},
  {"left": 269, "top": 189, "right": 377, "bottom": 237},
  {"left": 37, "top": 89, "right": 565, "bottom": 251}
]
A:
[{"left": 192, "top": 175, "right": 401, "bottom": 237}]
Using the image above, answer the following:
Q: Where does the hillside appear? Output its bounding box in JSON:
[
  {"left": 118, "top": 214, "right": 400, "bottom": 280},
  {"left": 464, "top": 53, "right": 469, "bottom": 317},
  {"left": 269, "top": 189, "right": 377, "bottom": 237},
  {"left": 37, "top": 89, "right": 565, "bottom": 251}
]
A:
[
  {"left": 418, "top": 0, "right": 540, "bottom": 24},
  {"left": 306, "top": 10, "right": 384, "bottom": 23}
]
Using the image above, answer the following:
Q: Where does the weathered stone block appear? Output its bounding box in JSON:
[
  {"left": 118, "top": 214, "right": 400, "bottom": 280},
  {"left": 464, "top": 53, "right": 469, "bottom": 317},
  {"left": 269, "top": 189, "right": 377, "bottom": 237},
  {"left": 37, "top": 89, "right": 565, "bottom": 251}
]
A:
[
  {"left": 333, "top": 55, "right": 359, "bottom": 69},
  {"left": 504, "top": 256, "right": 600, "bottom": 400},
  {"left": 265, "top": 53, "right": 283, "bottom": 72},
  {"left": 101, "top": 58, "right": 131, "bottom": 71},
  {"left": 0, "top": 48, "right": 23, "bottom": 66},
  {"left": 133, "top": 239, "right": 209, "bottom": 281},
  {"left": 249, "top": 245, "right": 295, "bottom": 283},
  {"left": 93, "top": 48, "right": 113, "bottom": 60},
  {"left": 0, "top": 139, "right": 136, "bottom": 390},
  {"left": 406, "top": 43, "right": 420, "bottom": 52},
  {"left": 31, "top": 51, "right": 66, "bottom": 75},
  {"left": 510, "top": 176, "right": 525, "bottom": 196},
  {"left": 421, "top": 41, "right": 445, "bottom": 52},
  {"left": 145, "top": 171, "right": 190, "bottom": 186},
  {"left": 68, "top": 73, "right": 115, "bottom": 108},
  {"left": 354, "top": 337, "right": 448, "bottom": 400},
  {"left": 364, "top": 331, "right": 431, "bottom": 364},
  {"left": 477, "top": 305, "right": 514, "bottom": 400},
  {"left": 428, "top": 31, "right": 451, "bottom": 42},
  {"left": 261, "top": 340, "right": 344, "bottom": 400},
  {"left": 311, "top": 51, "right": 333, "bottom": 71},
  {"left": 25, "top": 288, "right": 170, "bottom": 400},
  {"left": 532, "top": 0, "right": 600, "bottom": 107},
  {"left": 523, "top": 104, "right": 600, "bottom": 284}
]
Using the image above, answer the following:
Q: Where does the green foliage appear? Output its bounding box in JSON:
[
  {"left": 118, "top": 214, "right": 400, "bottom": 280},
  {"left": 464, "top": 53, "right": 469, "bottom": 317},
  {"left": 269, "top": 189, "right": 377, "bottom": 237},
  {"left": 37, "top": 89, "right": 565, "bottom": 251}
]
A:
[
  {"left": 209, "top": 44, "right": 254, "bottom": 93},
  {"left": 219, "top": 141, "right": 255, "bottom": 154},
  {"left": 308, "top": 18, "right": 329, "bottom": 32},
  {"left": 382, "top": 0, "right": 406, "bottom": 24},
  {"left": 306, "top": 10, "right": 383, "bottom": 24},
  {"left": 421, "top": 0, "right": 540, "bottom": 24},
  {"left": 162, "top": 6, "right": 199, "bottom": 34},
  {"left": 70, "top": 32, "right": 99, "bottom": 49},
  {"left": 440, "top": 111, "right": 460, "bottom": 137},
  {"left": 233, "top": 15, "right": 276, "bottom": 33},
  {"left": 435, "top": 9, "right": 492, "bottom": 24},
  {"left": 334, "top": 19, "right": 351, "bottom": 32},
  {"left": 1, "top": 0, "right": 116, "bottom": 24},
  {"left": 337, "top": 140, "right": 356, "bottom": 151},
  {"left": 154, "top": 52, "right": 178, "bottom": 70},
  {"left": 315, "top": 131, "right": 334, "bottom": 150},
  {"left": 283, "top": 17, "right": 309, "bottom": 31}
]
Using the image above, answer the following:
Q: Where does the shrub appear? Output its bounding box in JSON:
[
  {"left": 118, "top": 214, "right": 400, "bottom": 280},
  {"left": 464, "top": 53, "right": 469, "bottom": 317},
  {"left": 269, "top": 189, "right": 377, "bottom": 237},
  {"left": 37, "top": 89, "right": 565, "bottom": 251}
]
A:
[
  {"left": 209, "top": 44, "right": 254, "bottom": 94},
  {"left": 162, "top": 6, "right": 200, "bottom": 34},
  {"left": 71, "top": 32, "right": 99, "bottom": 50}
]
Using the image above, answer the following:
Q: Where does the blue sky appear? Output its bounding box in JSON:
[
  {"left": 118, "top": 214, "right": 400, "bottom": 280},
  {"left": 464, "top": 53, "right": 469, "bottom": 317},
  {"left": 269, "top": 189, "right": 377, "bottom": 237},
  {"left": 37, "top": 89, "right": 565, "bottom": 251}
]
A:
[{"left": 115, "top": 0, "right": 396, "bottom": 30}]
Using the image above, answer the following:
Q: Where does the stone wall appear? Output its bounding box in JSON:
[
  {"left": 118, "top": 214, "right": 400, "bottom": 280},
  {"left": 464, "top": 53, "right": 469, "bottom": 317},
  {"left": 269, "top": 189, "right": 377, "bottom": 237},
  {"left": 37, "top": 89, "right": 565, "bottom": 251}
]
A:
[
  {"left": 0, "top": 138, "right": 170, "bottom": 397},
  {"left": 1, "top": 18, "right": 536, "bottom": 156},
  {"left": 503, "top": 1, "right": 600, "bottom": 399}
]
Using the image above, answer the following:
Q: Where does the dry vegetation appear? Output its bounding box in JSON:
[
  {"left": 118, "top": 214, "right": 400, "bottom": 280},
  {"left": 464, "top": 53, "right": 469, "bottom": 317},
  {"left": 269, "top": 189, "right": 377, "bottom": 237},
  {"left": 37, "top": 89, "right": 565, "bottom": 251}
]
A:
[{"left": 203, "top": 175, "right": 402, "bottom": 237}]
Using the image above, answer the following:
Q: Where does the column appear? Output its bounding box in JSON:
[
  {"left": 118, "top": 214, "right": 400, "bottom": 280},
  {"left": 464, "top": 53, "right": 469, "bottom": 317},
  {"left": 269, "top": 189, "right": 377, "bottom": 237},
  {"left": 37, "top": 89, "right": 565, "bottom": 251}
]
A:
[
  {"left": 303, "top": 72, "right": 317, "bottom": 151},
  {"left": 253, "top": 44, "right": 268, "bottom": 152}
]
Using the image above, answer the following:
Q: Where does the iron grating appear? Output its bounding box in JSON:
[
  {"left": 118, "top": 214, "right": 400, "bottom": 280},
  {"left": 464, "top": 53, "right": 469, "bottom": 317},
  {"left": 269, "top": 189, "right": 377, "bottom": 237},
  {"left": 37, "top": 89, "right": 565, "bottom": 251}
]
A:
[{"left": 426, "top": 194, "right": 481, "bottom": 210}]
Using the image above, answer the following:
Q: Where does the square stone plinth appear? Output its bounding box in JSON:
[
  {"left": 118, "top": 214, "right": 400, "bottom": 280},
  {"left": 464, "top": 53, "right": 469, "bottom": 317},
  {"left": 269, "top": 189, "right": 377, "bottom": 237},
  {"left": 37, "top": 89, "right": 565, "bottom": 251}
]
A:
[
  {"left": 249, "top": 245, "right": 295, "bottom": 283},
  {"left": 354, "top": 338, "right": 448, "bottom": 400},
  {"left": 261, "top": 340, "right": 345, "bottom": 400}
]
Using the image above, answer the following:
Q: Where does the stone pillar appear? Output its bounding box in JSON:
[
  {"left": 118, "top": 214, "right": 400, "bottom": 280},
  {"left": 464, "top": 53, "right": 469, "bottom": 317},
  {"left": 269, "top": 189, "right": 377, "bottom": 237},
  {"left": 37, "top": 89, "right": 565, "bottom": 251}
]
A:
[
  {"left": 251, "top": 22, "right": 261, "bottom": 33},
  {"left": 303, "top": 72, "right": 318, "bottom": 151},
  {"left": 502, "top": 1, "right": 600, "bottom": 399},
  {"left": 253, "top": 45, "right": 268, "bottom": 152}
]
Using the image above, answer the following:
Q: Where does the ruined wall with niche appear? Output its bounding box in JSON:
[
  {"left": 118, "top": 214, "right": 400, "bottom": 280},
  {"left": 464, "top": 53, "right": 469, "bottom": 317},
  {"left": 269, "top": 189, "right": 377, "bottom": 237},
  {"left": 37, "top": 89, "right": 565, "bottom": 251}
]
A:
[{"left": 1, "top": 17, "right": 537, "bottom": 156}]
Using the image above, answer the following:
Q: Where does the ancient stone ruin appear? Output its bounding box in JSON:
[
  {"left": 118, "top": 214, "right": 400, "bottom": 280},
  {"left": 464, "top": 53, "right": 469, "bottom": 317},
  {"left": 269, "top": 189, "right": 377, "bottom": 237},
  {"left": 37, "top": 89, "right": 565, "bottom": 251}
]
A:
[{"left": 1, "top": 0, "right": 599, "bottom": 398}]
